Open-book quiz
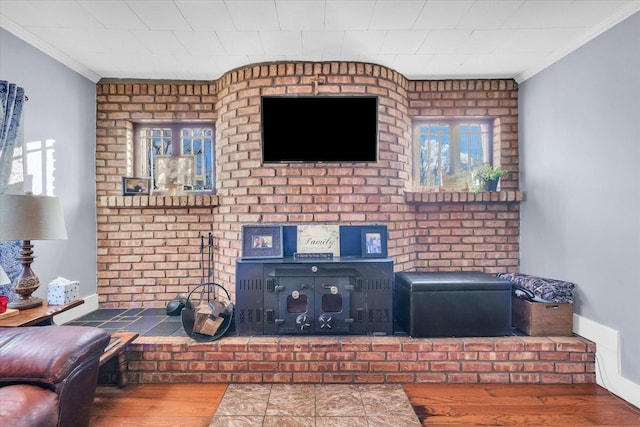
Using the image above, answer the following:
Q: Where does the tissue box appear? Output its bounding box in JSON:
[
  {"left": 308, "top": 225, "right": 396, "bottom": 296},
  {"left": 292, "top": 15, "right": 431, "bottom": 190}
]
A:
[{"left": 47, "top": 279, "right": 80, "bottom": 305}]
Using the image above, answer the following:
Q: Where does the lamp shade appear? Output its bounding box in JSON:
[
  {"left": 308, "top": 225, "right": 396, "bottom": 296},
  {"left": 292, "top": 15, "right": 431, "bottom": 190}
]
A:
[{"left": 0, "top": 194, "right": 68, "bottom": 241}]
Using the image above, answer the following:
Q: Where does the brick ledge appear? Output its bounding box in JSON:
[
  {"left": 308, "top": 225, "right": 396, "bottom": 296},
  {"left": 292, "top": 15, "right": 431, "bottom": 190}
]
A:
[
  {"left": 119, "top": 334, "right": 595, "bottom": 385},
  {"left": 98, "top": 194, "right": 219, "bottom": 208},
  {"left": 405, "top": 191, "right": 522, "bottom": 203}
]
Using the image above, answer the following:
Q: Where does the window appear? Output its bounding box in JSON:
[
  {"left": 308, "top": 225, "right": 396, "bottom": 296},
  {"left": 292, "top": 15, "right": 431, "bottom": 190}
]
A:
[
  {"left": 134, "top": 123, "right": 214, "bottom": 192},
  {"left": 413, "top": 120, "right": 493, "bottom": 191}
]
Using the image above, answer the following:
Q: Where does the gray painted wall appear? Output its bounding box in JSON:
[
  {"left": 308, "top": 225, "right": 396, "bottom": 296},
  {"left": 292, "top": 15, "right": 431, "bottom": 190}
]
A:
[
  {"left": 0, "top": 28, "right": 98, "bottom": 301},
  {"left": 519, "top": 11, "right": 640, "bottom": 383}
]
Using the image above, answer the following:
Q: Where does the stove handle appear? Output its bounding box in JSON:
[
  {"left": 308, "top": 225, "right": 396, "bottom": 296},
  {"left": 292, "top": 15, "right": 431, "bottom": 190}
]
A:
[
  {"left": 321, "top": 283, "right": 354, "bottom": 291},
  {"left": 345, "top": 318, "right": 355, "bottom": 324}
]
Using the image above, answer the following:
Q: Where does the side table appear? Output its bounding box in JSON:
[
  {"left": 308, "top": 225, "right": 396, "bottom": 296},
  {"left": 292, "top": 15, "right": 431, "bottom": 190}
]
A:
[
  {"left": 0, "top": 300, "right": 84, "bottom": 327},
  {"left": 99, "top": 331, "right": 139, "bottom": 387}
]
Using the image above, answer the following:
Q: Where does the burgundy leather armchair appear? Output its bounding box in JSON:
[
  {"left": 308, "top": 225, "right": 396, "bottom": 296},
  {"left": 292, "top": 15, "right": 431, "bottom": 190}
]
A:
[{"left": 0, "top": 325, "right": 110, "bottom": 427}]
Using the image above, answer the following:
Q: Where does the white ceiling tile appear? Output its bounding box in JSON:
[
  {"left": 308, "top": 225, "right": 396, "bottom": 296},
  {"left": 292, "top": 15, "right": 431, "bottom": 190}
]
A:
[
  {"left": 175, "top": 0, "right": 236, "bottom": 31},
  {"left": 301, "top": 31, "right": 344, "bottom": 56},
  {"left": 465, "top": 29, "right": 515, "bottom": 53},
  {"left": 212, "top": 54, "right": 253, "bottom": 71},
  {"left": 225, "top": 0, "right": 280, "bottom": 31},
  {"left": 131, "top": 31, "right": 186, "bottom": 55},
  {"left": 1, "top": 0, "right": 101, "bottom": 28},
  {"left": 126, "top": 0, "right": 191, "bottom": 31},
  {"left": 392, "top": 53, "right": 434, "bottom": 73},
  {"left": 500, "top": 28, "right": 585, "bottom": 53},
  {"left": 259, "top": 31, "right": 303, "bottom": 55},
  {"left": 174, "top": 32, "right": 227, "bottom": 55},
  {"left": 355, "top": 53, "right": 398, "bottom": 69},
  {"left": 79, "top": 0, "right": 147, "bottom": 31},
  {"left": 419, "top": 54, "right": 468, "bottom": 75},
  {"left": 341, "top": 30, "right": 387, "bottom": 55},
  {"left": 324, "top": 1, "right": 375, "bottom": 31},
  {"left": 412, "top": 0, "right": 475, "bottom": 29},
  {"left": 217, "top": 31, "right": 264, "bottom": 55},
  {"left": 369, "top": 1, "right": 426, "bottom": 30},
  {"left": 460, "top": 52, "right": 532, "bottom": 77},
  {"left": 94, "top": 30, "right": 149, "bottom": 53},
  {"left": 247, "top": 54, "right": 287, "bottom": 64},
  {"left": 504, "top": 0, "right": 576, "bottom": 29},
  {"left": 456, "top": 0, "right": 525, "bottom": 30},
  {"left": 380, "top": 30, "right": 428, "bottom": 54},
  {"left": 275, "top": 0, "right": 325, "bottom": 31},
  {"left": 418, "top": 29, "right": 473, "bottom": 54},
  {"left": 158, "top": 54, "right": 221, "bottom": 77},
  {"left": 25, "top": 27, "right": 144, "bottom": 54},
  {"left": 564, "top": 0, "right": 638, "bottom": 27}
]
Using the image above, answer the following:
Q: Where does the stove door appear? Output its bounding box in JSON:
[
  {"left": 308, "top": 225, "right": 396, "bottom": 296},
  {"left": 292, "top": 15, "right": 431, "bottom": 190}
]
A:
[
  {"left": 314, "top": 276, "right": 352, "bottom": 333},
  {"left": 276, "top": 276, "right": 315, "bottom": 334}
]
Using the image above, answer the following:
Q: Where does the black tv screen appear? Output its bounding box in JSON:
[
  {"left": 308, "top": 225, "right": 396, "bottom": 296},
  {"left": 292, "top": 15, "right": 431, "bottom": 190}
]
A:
[{"left": 261, "top": 95, "right": 378, "bottom": 163}]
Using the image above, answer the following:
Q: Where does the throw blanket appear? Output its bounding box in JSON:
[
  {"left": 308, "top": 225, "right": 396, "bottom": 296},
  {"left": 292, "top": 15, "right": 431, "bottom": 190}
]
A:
[{"left": 497, "top": 273, "right": 575, "bottom": 303}]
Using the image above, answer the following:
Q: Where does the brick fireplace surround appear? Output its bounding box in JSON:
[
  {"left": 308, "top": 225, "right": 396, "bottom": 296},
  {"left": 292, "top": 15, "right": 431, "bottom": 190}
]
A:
[{"left": 95, "top": 61, "right": 595, "bottom": 385}]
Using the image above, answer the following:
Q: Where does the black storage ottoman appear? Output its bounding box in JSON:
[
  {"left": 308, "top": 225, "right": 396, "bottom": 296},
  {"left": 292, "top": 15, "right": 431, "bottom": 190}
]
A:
[{"left": 395, "top": 272, "right": 512, "bottom": 337}]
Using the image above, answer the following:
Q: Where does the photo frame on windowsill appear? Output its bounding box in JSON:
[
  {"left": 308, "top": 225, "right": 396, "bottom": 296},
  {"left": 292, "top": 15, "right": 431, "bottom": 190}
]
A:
[
  {"left": 360, "top": 226, "right": 388, "bottom": 258},
  {"left": 241, "top": 225, "right": 284, "bottom": 259},
  {"left": 122, "top": 177, "right": 151, "bottom": 196}
]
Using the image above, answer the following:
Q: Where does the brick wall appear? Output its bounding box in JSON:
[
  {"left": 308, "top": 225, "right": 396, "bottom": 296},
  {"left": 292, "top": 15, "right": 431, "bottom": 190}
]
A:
[{"left": 96, "top": 61, "right": 521, "bottom": 307}]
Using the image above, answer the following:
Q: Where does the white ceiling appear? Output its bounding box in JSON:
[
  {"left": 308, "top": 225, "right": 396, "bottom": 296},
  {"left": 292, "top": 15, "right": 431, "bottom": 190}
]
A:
[{"left": 1, "top": 0, "right": 639, "bottom": 84}]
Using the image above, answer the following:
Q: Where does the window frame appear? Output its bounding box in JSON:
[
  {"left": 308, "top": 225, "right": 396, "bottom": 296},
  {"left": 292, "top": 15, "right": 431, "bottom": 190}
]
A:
[
  {"left": 133, "top": 122, "right": 215, "bottom": 193},
  {"left": 412, "top": 118, "right": 495, "bottom": 192}
]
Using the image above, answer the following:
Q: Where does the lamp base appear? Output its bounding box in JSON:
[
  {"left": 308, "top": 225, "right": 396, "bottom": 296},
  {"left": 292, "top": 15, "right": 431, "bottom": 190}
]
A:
[
  {"left": 8, "top": 295, "right": 43, "bottom": 310},
  {"left": 9, "top": 244, "right": 43, "bottom": 310}
]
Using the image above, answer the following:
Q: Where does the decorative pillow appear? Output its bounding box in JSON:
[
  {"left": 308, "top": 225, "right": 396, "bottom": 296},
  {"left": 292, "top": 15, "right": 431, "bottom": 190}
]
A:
[{"left": 497, "top": 273, "right": 575, "bottom": 303}]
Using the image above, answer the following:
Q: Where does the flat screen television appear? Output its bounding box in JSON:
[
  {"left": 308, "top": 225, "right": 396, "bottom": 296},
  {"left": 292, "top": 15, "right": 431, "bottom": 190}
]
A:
[{"left": 261, "top": 95, "right": 378, "bottom": 163}]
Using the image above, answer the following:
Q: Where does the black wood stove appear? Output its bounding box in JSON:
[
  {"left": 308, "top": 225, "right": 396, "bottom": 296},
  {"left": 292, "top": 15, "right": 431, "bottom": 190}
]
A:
[{"left": 235, "top": 258, "right": 394, "bottom": 336}]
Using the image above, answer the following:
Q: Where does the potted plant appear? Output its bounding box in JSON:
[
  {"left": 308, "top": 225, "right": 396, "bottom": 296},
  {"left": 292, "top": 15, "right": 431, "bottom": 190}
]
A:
[{"left": 474, "top": 164, "right": 508, "bottom": 191}]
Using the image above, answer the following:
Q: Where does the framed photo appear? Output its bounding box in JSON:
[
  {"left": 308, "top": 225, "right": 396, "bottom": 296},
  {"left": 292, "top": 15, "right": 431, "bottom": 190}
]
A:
[
  {"left": 361, "top": 226, "right": 387, "bottom": 258},
  {"left": 122, "top": 177, "right": 150, "bottom": 196},
  {"left": 242, "top": 225, "right": 283, "bottom": 259}
]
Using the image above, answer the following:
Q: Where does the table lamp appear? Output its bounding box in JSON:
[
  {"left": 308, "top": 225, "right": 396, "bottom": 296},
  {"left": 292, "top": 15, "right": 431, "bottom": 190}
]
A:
[{"left": 0, "top": 194, "right": 68, "bottom": 309}]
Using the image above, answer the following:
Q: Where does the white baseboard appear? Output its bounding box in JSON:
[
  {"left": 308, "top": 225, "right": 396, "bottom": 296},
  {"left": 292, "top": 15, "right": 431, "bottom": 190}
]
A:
[
  {"left": 53, "top": 293, "right": 99, "bottom": 325},
  {"left": 573, "top": 313, "right": 640, "bottom": 408}
]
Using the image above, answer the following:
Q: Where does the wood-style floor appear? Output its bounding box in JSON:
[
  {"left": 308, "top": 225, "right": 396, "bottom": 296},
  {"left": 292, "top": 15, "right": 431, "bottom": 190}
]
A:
[
  {"left": 405, "top": 383, "right": 640, "bottom": 426},
  {"left": 90, "top": 383, "right": 640, "bottom": 426}
]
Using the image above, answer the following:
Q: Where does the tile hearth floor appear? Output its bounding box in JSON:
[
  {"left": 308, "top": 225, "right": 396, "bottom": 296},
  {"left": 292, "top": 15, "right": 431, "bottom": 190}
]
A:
[
  {"left": 64, "top": 307, "right": 527, "bottom": 337},
  {"left": 211, "top": 383, "right": 421, "bottom": 427},
  {"left": 65, "top": 307, "right": 189, "bottom": 336}
]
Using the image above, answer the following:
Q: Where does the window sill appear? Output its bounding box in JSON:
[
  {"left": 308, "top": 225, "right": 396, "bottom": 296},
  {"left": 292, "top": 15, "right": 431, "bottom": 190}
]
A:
[
  {"left": 98, "top": 194, "right": 219, "bottom": 208},
  {"left": 405, "top": 191, "right": 522, "bottom": 204}
]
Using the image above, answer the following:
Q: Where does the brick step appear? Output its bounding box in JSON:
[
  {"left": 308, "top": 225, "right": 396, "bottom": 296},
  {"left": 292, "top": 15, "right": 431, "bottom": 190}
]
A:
[{"left": 114, "top": 335, "right": 595, "bottom": 385}]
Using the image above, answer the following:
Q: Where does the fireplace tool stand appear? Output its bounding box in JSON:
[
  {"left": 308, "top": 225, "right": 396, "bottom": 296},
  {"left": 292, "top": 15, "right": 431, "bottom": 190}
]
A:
[{"left": 181, "top": 233, "right": 233, "bottom": 341}]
